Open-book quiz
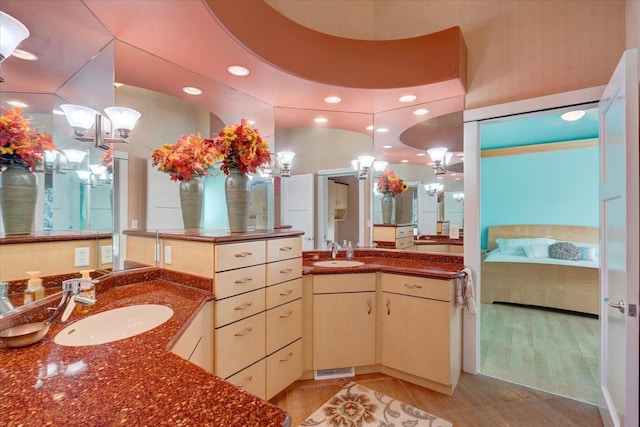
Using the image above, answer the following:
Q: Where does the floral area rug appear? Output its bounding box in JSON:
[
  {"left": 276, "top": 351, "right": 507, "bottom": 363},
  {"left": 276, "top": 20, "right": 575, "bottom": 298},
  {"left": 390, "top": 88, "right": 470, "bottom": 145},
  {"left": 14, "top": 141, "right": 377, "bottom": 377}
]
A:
[{"left": 300, "top": 381, "right": 452, "bottom": 427}]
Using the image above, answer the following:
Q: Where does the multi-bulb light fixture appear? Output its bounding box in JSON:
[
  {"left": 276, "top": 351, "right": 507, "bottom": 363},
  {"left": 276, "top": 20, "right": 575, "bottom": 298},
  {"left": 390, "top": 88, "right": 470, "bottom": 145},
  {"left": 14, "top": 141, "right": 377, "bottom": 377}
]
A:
[
  {"left": 427, "top": 147, "right": 448, "bottom": 175},
  {"left": 60, "top": 104, "right": 141, "bottom": 149},
  {"left": 0, "top": 11, "right": 29, "bottom": 83},
  {"left": 351, "top": 155, "right": 376, "bottom": 180}
]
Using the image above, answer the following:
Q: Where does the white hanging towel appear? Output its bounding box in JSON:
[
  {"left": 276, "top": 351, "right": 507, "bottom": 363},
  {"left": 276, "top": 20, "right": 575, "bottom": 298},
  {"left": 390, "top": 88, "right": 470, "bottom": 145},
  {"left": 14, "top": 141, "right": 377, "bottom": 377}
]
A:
[{"left": 457, "top": 267, "right": 477, "bottom": 315}]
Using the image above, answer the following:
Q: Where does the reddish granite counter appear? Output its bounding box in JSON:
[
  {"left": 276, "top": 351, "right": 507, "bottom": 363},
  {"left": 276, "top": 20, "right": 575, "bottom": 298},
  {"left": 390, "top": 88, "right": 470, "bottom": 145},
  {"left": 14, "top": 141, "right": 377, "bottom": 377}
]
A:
[
  {"left": 0, "top": 270, "right": 290, "bottom": 427},
  {"left": 302, "top": 249, "right": 464, "bottom": 279}
]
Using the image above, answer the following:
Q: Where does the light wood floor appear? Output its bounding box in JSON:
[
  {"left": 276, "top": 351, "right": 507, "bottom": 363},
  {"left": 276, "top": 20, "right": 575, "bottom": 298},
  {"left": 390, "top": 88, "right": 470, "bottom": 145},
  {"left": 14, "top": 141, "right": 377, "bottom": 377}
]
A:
[
  {"left": 480, "top": 303, "right": 599, "bottom": 404},
  {"left": 271, "top": 372, "right": 604, "bottom": 427}
]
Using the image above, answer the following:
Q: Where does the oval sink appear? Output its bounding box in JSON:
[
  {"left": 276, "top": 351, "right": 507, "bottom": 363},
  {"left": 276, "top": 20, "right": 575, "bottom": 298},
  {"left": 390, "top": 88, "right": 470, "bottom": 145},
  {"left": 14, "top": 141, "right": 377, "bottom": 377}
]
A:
[
  {"left": 313, "top": 260, "right": 365, "bottom": 268},
  {"left": 54, "top": 304, "right": 174, "bottom": 347}
]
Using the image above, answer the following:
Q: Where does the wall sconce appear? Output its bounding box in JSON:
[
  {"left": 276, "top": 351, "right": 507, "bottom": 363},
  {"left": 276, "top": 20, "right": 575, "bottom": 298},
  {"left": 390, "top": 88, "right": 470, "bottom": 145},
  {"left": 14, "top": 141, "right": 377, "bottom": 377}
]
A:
[
  {"left": 351, "top": 155, "right": 375, "bottom": 180},
  {"left": 257, "top": 153, "right": 275, "bottom": 178},
  {"left": 276, "top": 151, "right": 295, "bottom": 177},
  {"left": 62, "top": 149, "right": 88, "bottom": 170},
  {"left": 60, "top": 104, "right": 141, "bottom": 149},
  {"left": 0, "top": 11, "right": 30, "bottom": 83},
  {"left": 453, "top": 192, "right": 464, "bottom": 202},
  {"left": 372, "top": 160, "right": 388, "bottom": 177},
  {"left": 427, "top": 147, "right": 448, "bottom": 175},
  {"left": 424, "top": 183, "right": 443, "bottom": 196}
]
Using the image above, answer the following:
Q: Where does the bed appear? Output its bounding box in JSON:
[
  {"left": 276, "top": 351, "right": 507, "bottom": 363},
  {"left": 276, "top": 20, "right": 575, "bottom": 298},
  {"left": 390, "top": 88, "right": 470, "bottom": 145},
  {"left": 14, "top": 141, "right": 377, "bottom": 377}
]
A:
[{"left": 481, "top": 224, "right": 599, "bottom": 316}]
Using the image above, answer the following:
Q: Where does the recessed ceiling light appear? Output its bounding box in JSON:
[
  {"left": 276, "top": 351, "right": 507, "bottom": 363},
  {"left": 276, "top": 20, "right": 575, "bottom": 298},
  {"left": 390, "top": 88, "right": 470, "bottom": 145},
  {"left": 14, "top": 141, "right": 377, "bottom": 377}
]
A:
[
  {"left": 366, "top": 125, "right": 374, "bottom": 131},
  {"left": 11, "top": 48, "right": 38, "bottom": 61},
  {"left": 561, "top": 110, "right": 586, "bottom": 121},
  {"left": 376, "top": 128, "right": 389, "bottom": 133},
  {"left": 399, "top": 95, "right": 417, "bottom": 103},
  {"left": 416, "top": 153, "right": 426, "bottom": 157},
  {"left": 114, "top": 82, "right": 124, "bottom": 88},
  {"left": 401, "top": 159, "right": 409, "bottom": 163},
  {"left": 383, "top": 145, "right": 392, "bottom": 149},
  {"left": 314, "top": 117, "right": 328, "bottom": 124},
  {"left": 7, "top": 100, "right": 28, "bottom": 108},
  {"left": 183, "top": 86, "right": 203, "bottom": 95},
  {"left": 227, "top": 65, "right": 250, "bottom": 76},
  {"left": 413, "top": 108, "right": 429, "bottom": 116},
  {"left": 246, "top": 120, "right": 255, "bottom": 125},
  {"left": 52, "top": 109, "right": 65, "bottom": 115},
  {"left": 324, "top": 96, "right": 341, "bottom": 104}
]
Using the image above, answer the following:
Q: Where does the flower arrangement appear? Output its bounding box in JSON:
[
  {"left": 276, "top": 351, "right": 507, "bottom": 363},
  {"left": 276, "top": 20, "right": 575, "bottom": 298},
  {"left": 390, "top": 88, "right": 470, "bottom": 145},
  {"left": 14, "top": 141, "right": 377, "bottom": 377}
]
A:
[
  {"left": 151, "top": 132, "right": 220, "bottom": 181},
  {"left": 0, "top": 107, "right": 59, "bottom": 172},
  {"left": 213, "top": 118, "right": 271, "bottom": 175},
  {"left": 376, "top": 169, "right": 408, "bottom": 197},
  {"left": 100, "top": 145, "right": 114, "bottom": 173}
]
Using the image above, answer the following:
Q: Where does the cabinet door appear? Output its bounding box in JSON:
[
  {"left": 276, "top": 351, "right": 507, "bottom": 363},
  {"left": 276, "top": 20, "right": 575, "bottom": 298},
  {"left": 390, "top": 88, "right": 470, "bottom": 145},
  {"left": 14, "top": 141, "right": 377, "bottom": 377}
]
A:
[
  {"left": 313, "top": 292, "right": 375, "bottom": 370},
  {"left": 382, "top": 292, "right": 451, "bottom": 385},
  {"left": 171, "top": 301, "right": 214, "bottom": 373}
]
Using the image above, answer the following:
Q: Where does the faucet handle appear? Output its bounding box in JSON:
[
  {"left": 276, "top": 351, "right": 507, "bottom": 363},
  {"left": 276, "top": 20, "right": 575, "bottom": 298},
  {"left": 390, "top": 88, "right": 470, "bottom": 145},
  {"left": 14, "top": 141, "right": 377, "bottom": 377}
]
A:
[{"left": 62, "top": 279, "right": 80, "bottom": 294}]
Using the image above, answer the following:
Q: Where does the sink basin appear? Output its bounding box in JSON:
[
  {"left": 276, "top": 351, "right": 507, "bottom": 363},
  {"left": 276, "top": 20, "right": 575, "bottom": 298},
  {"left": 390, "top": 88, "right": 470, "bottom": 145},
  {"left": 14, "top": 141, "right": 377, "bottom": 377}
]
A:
[
  {"left": 54, "top": 304, "right": 174, "bottom": 347},
  {"left": 313, "top": 260, "right": 365, "bottom": 268}
]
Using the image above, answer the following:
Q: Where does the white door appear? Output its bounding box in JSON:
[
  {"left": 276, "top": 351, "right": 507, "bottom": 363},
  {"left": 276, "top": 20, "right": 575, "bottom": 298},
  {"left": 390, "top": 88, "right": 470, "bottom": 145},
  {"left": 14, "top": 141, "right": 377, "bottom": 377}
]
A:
[
  {"left": 598, "top": 48, "right": 639, "bottom": 427},
  {"left": 282, "top": 173, "right": 315, "bottom": 250}
]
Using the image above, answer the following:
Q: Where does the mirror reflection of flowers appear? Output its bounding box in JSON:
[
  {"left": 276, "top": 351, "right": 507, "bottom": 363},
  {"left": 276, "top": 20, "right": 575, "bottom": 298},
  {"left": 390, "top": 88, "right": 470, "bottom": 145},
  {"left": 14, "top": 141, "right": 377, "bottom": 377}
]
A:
[
  {"left": 376, "top": 169, "right": 408, "bottom": 197},
  {"left": 151, "top": 132, "right": 220, "bottom": 181},
  {"left": 213, "top": 118, "right": 271, "bottom": 175},
  {"left": 100, "top": 145, "right": 114, "bottom": 173},
  {"left": 0, "top": 107, "right": 60, "bottom": 171}
]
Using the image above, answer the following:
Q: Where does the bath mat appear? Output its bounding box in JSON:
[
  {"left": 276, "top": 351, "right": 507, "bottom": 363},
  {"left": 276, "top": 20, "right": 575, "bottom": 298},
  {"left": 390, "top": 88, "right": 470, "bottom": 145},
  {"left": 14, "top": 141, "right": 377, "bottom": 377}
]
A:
[{"left": 300, "top": 380, "right": 452, "bottom": 426}]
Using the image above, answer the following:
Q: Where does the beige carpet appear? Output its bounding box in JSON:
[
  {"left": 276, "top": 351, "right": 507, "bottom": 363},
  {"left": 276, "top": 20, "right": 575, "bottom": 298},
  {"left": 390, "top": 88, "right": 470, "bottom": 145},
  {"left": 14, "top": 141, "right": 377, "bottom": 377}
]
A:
[{"left": 299, "top": 380, "right": 452, "bottom": 427}]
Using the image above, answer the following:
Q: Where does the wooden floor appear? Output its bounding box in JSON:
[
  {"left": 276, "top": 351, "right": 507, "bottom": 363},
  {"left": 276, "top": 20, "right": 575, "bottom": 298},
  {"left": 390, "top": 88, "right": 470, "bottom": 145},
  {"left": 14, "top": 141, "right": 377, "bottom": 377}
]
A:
[
  {"left": 480, "top": 303, "right": 599, "bottom": 404},
  {"left": 271, "top": 372, "right": 604, "bottom": 426}
]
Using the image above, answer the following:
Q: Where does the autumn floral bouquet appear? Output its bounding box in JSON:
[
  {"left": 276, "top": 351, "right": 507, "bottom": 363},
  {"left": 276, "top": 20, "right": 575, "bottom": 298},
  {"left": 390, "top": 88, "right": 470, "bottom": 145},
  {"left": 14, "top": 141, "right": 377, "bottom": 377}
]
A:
[
  {"left": 151, "top": 132, "right": 221, "bottom": 181},
  {"left": 0, "top": 107, "right": 59, "bottom": 172},
  {"left": 213, "top": 118, "right": 271, "bottom": 175},
  {"left": 376, "top": 169, "right": 408, "bottom": 197}
]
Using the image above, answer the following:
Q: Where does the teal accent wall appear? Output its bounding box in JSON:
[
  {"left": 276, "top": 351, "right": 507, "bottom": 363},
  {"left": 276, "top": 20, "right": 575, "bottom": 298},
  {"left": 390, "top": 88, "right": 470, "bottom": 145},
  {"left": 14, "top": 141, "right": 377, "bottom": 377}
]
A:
[
  {"left": 480, "top": 145, "right": 599, "bottom": 249},
  {"left": 203, "top": 170, "right": 229, "bottom": 229}
]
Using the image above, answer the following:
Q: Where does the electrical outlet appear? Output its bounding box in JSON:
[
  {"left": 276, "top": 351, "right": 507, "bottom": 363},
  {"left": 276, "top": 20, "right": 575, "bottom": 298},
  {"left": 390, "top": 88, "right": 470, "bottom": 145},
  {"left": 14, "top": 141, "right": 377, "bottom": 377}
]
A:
[
  {"left": 101, "top": 245, "right": 113, "bottom": 264},
  {"left": 74, "top": 247, "right": 91, "bottom": 267},
  {"left": 164, "top": 246, "right": 172, "bottom": 265},
  {"left": 131, "top": 219, "right": 139, "bottom": 229}
]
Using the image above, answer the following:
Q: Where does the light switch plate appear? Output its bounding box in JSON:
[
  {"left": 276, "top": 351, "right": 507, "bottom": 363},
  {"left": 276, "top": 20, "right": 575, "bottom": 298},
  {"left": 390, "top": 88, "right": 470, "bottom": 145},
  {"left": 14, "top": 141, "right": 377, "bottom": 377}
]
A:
[
  {"left": 74, "top": 247, "right": 91, "bottom": 267},
  {"left": 101, "top": 245, "right": 113, "bottom": 264},
  {"left": 164, "top": 246, "right": 172, "bottom": 265}
]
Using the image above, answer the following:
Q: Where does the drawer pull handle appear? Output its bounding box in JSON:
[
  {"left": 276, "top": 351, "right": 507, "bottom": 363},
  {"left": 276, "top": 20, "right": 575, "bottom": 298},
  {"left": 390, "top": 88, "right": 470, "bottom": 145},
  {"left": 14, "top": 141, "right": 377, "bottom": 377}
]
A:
[
  {"left": 234, "top": 277, "right": 253, "bottom": 284},
  {"left": 236, "top": 376, "right": 253, "bottom": 389},
  {"left": 279, "top": 310, "right": 294, "bottom": 318},
  {"left": 280, "top": 268, "right": 293, "bottom": 274},
  {"left": 367, "top": 298, "right": 372, "bottom": 315},
  {"left": 279, "top": 289, "right": 293, "bottom": 296},
  {"left": 279, "top": 352, "right": 294, "bottom": 362},
  {"left": 279, "top": 246, "right": 293, "bottom": 252},
  {"left": 234, "top": 251, "right": 253, "bottom": 258},
  {"left": 234, "top": 327, "right": 253, "bottom": 337},
  {"left": 386, "top": 299, "right": 391, "bottom": 316},
  {"left": 234, "top": 302, "right": 253, "bottom": 311},
  {"left": 404, "top": 283, "right": 423, "bottom": 290}
]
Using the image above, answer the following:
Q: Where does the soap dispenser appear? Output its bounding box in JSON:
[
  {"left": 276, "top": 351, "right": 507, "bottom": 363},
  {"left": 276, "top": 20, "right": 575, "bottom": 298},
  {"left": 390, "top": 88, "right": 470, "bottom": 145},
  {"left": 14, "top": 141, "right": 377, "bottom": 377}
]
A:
[
  {"left": 24, "top": 271, "right": 45, "bottom": 304},
  {"left": 346, "top": 241, "right": 355, "bottom": 259},
  {"left": 0, "top": 282, "right": 15, "bottom": 314},
  {"left": 76, "top": 270, "right": 96, "bottom": 314}
]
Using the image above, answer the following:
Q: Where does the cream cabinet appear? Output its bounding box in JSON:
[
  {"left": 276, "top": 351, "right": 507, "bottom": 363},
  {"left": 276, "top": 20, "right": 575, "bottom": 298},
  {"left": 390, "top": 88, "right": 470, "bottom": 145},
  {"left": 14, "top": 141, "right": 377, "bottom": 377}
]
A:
[
  {"left": 415, "top": 243, "right": 463, "bottom": 254},
  {"left": 380, "top": 273, "right": 461, "bottom": 394},
  {"left": 373, "top": 224, "right": 414, "bottom": 249},
  {"left": 328, "top": 180, "right": 349, "bottom": 221},
  {"left": 171, "top": 300, "right": 214, "bottom": 373},
  {"left": 313, "top": 273, "right": 376, "bottom": 370},
  {"left": 214, "top": 236, "right": 302, "bottom": 400}
]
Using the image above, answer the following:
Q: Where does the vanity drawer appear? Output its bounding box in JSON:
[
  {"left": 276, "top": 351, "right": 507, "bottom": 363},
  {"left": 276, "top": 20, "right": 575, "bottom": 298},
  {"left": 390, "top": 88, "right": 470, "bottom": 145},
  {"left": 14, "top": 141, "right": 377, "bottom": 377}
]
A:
[
  {"left": 266, "top": 339, "right": 302, "bottom": 400},
  {"left": 215, "top": 313, "right": 266, "bottom": 379},
  {"left": 265, "top": 299, "right": 302, "bottom": 354},
  {"left": 381, "top": 273, "right": 452, "bottom": 301},
  {"left": 215, "top": 288, "right": 265, "bottom": 327},
  {"left": 266, "top": 258, "right": 302, "bottom": 286},
  {"left": 214, "top": 264, "right": 265, "bottom": 299},
  {"left": 396, "top": 236, "right": 414, "bottom": 249},
  {"left": 395, "top": 226, "right": 413, "bottom": 239},
  {"left": 314, "top": 273, "right": 376, "bottom": 294},
  {"left": 215, "top": 240, "right": 266, "bottom": 272},
  {"left": 266, "top": 278, "right": 302, "bottom": 309},
  {"left": 225, "top": 359, "right": 266, "bottom": 400},
  {"left": 266, "top": 237, "right": 302, "bottom": 262}
]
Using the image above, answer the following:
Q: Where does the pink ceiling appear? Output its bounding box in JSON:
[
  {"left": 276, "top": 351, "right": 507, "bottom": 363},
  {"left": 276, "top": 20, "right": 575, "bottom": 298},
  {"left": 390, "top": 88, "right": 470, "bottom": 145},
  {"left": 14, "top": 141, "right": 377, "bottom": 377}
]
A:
[{"left": 1, "top": 0, "right": 467, "bottom": 166}]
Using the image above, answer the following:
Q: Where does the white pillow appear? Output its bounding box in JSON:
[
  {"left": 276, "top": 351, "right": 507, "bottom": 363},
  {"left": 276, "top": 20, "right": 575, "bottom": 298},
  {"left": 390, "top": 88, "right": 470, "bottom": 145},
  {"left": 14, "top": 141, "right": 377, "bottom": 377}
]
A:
[
  {"left": 496, "top": 237, "right": 556, "bottom": 252},
  {"left": 523, "top": 244, "right": 550, "bottom": 258}
]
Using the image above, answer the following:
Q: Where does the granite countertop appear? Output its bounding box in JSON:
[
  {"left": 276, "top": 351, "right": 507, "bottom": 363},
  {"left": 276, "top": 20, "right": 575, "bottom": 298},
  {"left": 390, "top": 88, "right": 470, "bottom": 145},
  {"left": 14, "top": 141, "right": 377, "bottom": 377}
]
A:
[
  {"left": 0, "top": 272, "right": 290, "bottom": 427},
  {"left": 302, "top": 249, "right": 465, "bottom": 279}
]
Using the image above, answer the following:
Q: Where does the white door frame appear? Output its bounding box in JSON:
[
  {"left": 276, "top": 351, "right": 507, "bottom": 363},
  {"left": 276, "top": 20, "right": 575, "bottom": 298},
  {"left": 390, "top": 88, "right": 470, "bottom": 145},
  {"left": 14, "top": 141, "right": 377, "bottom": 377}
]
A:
[{"left": 462, "top": 85, "right": 605, "bottom": 374}]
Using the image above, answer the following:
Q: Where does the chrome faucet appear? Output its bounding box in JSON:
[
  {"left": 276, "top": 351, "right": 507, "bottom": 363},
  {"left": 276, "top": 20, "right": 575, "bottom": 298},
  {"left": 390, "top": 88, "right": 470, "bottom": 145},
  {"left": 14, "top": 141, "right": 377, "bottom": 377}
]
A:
[
  {"left": 48, "top": 279, "right": 97, "bottom": 324},
  {"left": 328, "top": 242, "right": 340, "bottom": 259}
]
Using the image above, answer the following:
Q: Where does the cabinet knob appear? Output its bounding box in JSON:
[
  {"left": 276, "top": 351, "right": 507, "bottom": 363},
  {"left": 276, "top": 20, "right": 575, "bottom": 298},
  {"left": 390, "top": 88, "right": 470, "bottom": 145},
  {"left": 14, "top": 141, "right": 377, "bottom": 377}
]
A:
[
  {"left": 279, "top": 310, "right": 294, "bottom": 318},
  {"left": 234, "top": 277, "right": 253, "bottom": 284},
  {"left": 234, "top": 251, "right": 253, "bottom": 258},
  {"left": 279, "top": 289, "right": 293, "bottom": 296},
  {"left": 234, "top": 302, "right": 253, "bottom": 311},
  {"left": 237, "top": 375, "right": 254, "bottom": 389},
  {"left": 280, "top": 268, "right": 293, "bottom": 274},
  {"left": 367, "top": 298, "right": 372, "bottom": 315},
  {"left": 234, "top": 327, "right": 253, "bottom": 337},
  {"left": 279, "top": 352, "right": 294, "bottom": 362},
  {"left": 279, "top": 246, "right": 293, "bottom": 252},
  {"left": 386, "top": 298, "right": 391, "bottom": 315},
  {"left": 404, "top": 283, "right": 423, "bottom": 290}
]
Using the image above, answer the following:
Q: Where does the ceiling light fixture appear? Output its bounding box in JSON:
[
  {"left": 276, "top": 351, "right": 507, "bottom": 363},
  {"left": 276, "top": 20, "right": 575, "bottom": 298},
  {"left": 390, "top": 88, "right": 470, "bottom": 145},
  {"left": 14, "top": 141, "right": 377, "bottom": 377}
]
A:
[
  {"left": 314, "top": 117, "right": 328, "bottom": 124},
  {"left": 413, "top": 108, "right": 429, "bottom": 116},
  {"left": 182, "top": 86, "right": 202, "bottom": 95},
  {"left": 561, "top": 110, "right": 586, "bottom": 121},
  {"left": 227, "top": 65, "right": 250, "bottom": 76},
  {"left": 453, "top": 192, "right": 464, "bottom": 202},
  {"left": 416, "top": 153, "right": 426, "bottom": 157},
  {"left": 60, "top": 104, "right": 141, "bottom": 149},
  {"left": 399, "top": 95, "right": 417, "bottom": 103},
  {"left": 113, "top": 82, "right": 124, "bottom": 88},
  {"left": 366, "top": 125, "right": 374, "bottom": 131},
  {"left": 375, "top": 128, "right": 389, "bottom": 133},
  {"left": 324, "top": 96, "right": 341, "bottom": 104},
  {"left": 11, "top": 48, "right": 37, "bottom": 61},
  {"left": 7, "top": 100, "right": 28, "bottom": 108},
  {"left": 382, "top": 145, "right": 392, "bottom": 149},
  {"left": 0, "top": 11, "right": 30, "bottom": 83},
  {"left": 427, "top": 147, "right": 448, "bottom": 175}
]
